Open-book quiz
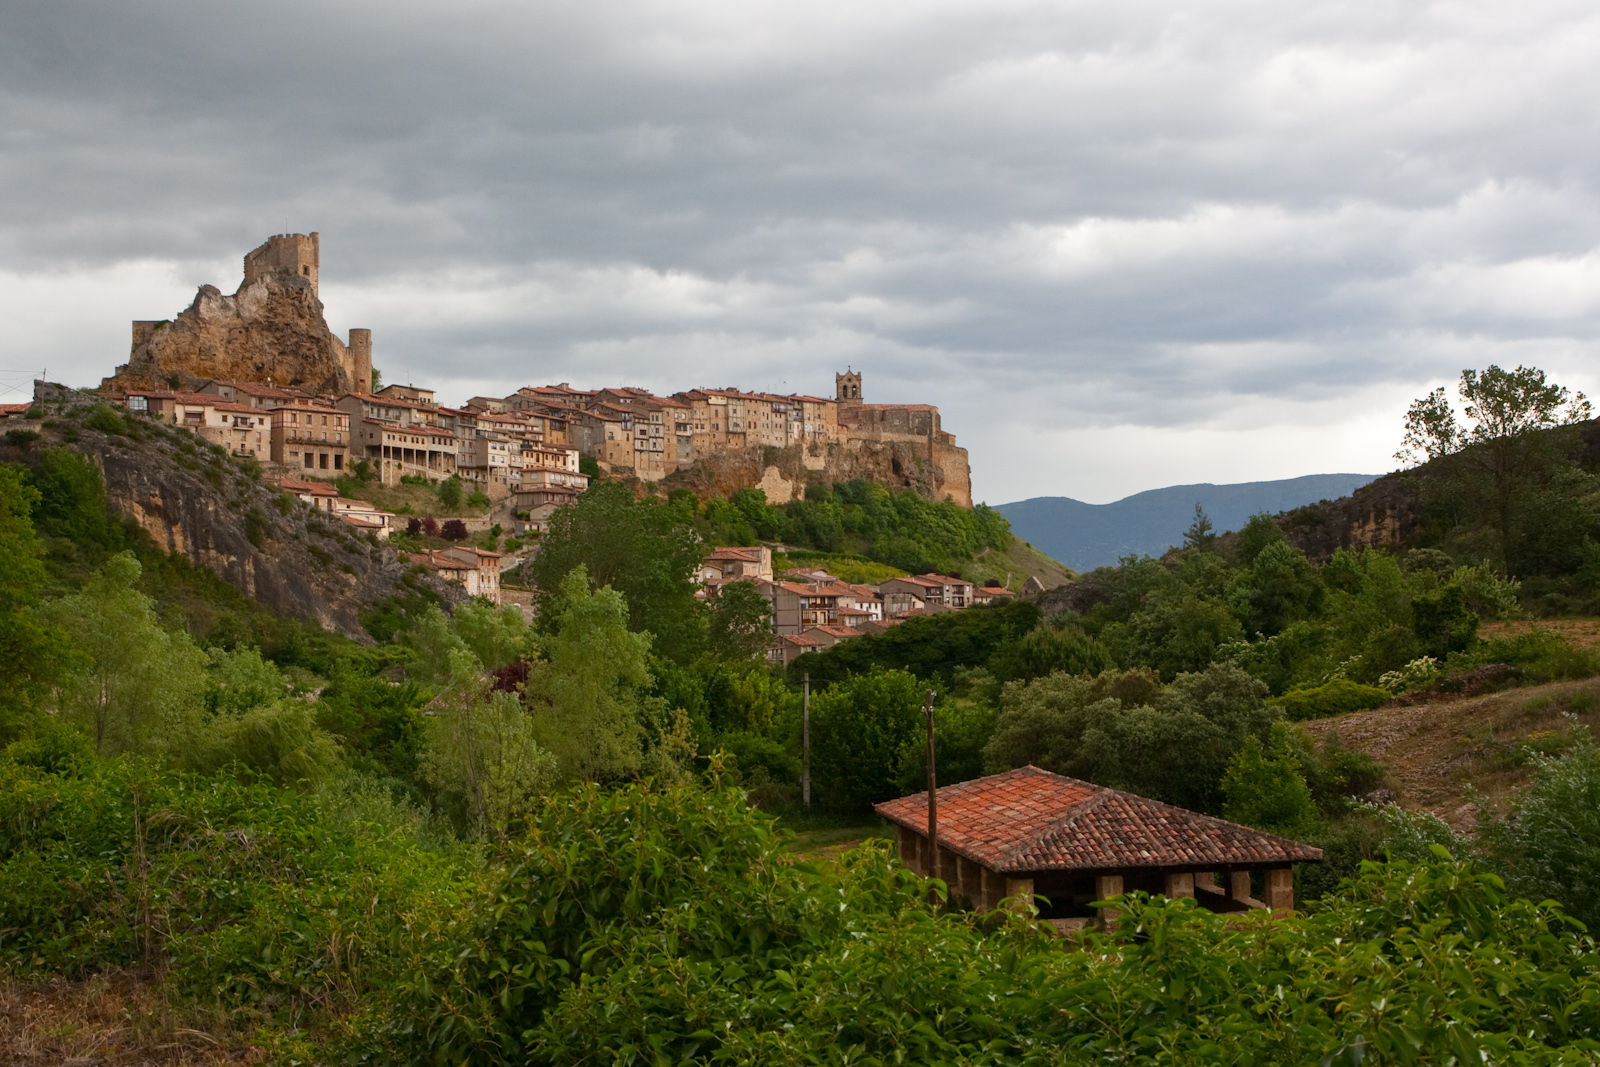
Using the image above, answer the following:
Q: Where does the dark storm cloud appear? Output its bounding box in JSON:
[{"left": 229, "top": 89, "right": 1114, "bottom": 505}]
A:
[{"left": 5, "top": 0, "right": 1600, "bottom": 501}]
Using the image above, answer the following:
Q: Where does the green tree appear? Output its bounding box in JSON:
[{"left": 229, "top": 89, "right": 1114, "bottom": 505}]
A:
[
  {"left": 203, "top": 645, "right": 288, "bottom": 715},
  {"left": 422, "top": 648, "right": 558, "bottom": 840},
  {"left": 1182, "top": 503, "right": 1217, "bottom": 550},
  {"left": 0, "top": 464, "right": 70, "bottom": 725},
  {"left": 809, "top": 668, "right": 925, "bottom": 814},
  {"left": 1480, "top": 728, "right": 1600, "bottom": 928},
  {"left": 1397, "top": 365, "right": 1593, "bottom": 572},
  {"left": 1228, "top": 540, "right": 1323, "bottom": 637},
  {"left": 42, "top": 553, "right": 208, "bottom": 755},
  {"left": 527, "top": 482, "right": 706, "bottom": 660},
  {"left": 528, "top": 568, "right": 652, "bottom": 783},
  {"left": 437, "top": 475, "right": 464, "bottom": 510},
  {"left": 1221, "top": 723, "right": 1320, "bottom": 839},
  {"left": 706, "top": 579, "right": 774, "bottom": 662}
]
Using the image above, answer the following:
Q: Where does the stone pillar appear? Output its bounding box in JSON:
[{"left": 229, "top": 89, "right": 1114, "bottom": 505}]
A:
[
  {"left": 1266, "top": 867, "right": 1295, "bottom": 916},
  {"left": 1095, "top": 873, "right": 1124, "bottom": 928},
  {"left": 1004, "top": 876, "right": 1035, "bottom": 914},
  {"left": 1230, "top": 870, "right": 1254, "bottom": 903},
  {"left": 977, "top": 865, "right": 998, "bottom": 911},
  {"left": 1164, "top": 872, "right": 1195, "bottom": 900},
  {"left": 1194, "top": 871, "right": 1219, "bottom": 892}
]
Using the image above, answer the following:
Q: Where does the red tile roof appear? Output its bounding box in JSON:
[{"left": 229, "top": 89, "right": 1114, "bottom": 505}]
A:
[
  {"left": 707, "top": 546, "right": 765, "bottom": 562},
  {"left": 874, "top": 766, "right": 1322, "bottom": 873}
]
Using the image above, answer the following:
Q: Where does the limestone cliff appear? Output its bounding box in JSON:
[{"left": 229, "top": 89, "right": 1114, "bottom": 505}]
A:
[
  {"left": 103, "top": 233, "right": 370, "bottom": 395},
  {"left": 29, "top": 383, "right": 458, "bottom": 638},
  {"left": 657, "top": 439, "right": 972, "bottom": 506}
]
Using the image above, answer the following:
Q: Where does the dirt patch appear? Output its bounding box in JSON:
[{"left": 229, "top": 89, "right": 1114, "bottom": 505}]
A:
[
  {"left": 0, "top": 973, "right": 265, "bottom": 1065},
  {"left": 1481, "top": 618, "right": 1600, "bottom": 651},
  {"left": 1300, "top": 676, "right": 1600, "bottom": 830}
]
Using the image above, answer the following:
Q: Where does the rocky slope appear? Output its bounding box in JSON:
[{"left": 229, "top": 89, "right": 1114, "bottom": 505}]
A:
[{"left": 27, "top": 384, "right": 458, "bottom": 638}]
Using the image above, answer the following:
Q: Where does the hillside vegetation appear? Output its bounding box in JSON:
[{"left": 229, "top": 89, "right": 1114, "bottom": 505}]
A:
[{"left": 7, "top": 363, "right": 1600, "bottom": 1062}]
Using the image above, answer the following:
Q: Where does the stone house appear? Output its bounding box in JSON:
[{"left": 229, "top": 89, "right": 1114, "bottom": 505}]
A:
[
  {"left": 413, "top": 545, "right": 502, "bottom": 603},
  {"left": 269, "top": 403, "right": 350, "bottom": 474},
  {"left": 700, "top": 546, "right": 774, "bottom": 583},
  {"left": 878, "top": 575, "right": 940, "bottom": 616},
  {"left": 875, "top": 766, "right": 1323, "bottom": 931},
  {"left": 275, "top": 476, "right": 340, "bottom": 510},
  {"left": 130, "top": 391, "right": 272, "bottom": 460}
]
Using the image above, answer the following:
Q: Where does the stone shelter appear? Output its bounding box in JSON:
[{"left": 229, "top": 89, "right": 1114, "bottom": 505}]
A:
[{"left": 875, "top": 766, "right": 1322, "bottom": 929}]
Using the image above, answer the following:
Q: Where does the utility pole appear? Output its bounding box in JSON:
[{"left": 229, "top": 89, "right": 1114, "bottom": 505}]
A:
[
  {"left": 924, "top": 688, "right": 939, "bottom": 888},
  {"left": 801, "top": 673, "right": 811, "bottom": 809}
]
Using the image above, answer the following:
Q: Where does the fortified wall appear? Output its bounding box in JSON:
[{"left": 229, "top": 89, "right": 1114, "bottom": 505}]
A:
[
  {"left": 106, "top": 233, "right": 372, "bottom": 395},
  {"left": 834, "top": 372, "right": 973, "bottom": 507}
]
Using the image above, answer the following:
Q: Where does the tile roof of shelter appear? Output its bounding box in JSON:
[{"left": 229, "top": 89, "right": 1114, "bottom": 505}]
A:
[
  {"left": 0, "top": 403, "right": 32, "bottom": 415},
  {"left": 875, "top": 766, "right": 1322, "bottom": 874}
]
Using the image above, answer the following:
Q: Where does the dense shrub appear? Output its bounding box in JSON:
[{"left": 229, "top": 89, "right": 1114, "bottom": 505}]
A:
[
  {"left": 375, "top": 779, "right": 1600, "bottom": 1066},
  {"left": 1273, "top": 678, "right": 1391, "bottom": 721},
  {"left": 0, "top": 758, "right": 478, "bottom": 1021}
]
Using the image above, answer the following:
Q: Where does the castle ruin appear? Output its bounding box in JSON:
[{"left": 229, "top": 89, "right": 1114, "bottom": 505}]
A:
[{"left": 108, "top": 232, "right": 372, "bottom": 395}]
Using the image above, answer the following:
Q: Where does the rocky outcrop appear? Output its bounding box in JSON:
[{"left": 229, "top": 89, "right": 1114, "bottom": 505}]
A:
[
  {"left": 30, "top": 384, "right": 458, "bottom": 638},
  {"left": 102, "top": 233, "right": 370, "bottom": 395},
  {"left": 657, "top": 439, "right": 971, "bottom": 505},
  {"left": 105, "top": 272, "right": 358, "bottom": 395}
]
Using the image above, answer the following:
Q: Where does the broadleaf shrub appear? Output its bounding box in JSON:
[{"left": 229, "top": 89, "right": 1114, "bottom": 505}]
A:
[{"left": 1273, "top": 678, "right": 1390, "bottom": 721}]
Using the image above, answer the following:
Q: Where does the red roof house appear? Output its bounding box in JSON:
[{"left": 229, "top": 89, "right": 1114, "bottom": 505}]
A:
[{"left": 874, "top": 765, "right": 1322, "bottom": 929}]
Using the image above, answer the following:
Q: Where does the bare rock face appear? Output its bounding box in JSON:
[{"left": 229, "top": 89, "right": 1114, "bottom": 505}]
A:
[
  {"left": 105, "top": 272, "right": 356, "bottom": 395},
  {"left": 658, "top": 440, "right": 972, "bottom": 506},
  {"left": 30, "top": 384, "right": 459, "bottom": 639}
]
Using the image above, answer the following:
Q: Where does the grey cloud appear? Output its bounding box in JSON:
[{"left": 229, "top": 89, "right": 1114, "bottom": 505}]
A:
[{"left": 7, "top": 0, "right": 1600, "bottom": 500}]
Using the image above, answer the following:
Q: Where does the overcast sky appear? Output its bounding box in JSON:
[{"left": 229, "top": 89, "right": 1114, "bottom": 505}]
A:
[{"left": 4, "top": 0, "right": 1599, "bottom": 504}]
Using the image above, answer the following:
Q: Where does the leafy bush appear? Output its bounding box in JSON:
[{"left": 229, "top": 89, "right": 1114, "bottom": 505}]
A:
[
  {"left": 1273, "top": 678, "right": 1390, "bottom": 721},
  {"left": 82, "top": 404, "right": 127, "bottom": 435},
  {"left": 1378, "top": 655, "right": 1442, "bottom": 693},
  {"left": 0, "top": 759, "right": 478, "bottom": 1022},
  {"left": 1450, "top": 629, "right": 1600, "bottom": 686},
  {"left": 4, "top": 428, "right": 39, "bottom": 447}
]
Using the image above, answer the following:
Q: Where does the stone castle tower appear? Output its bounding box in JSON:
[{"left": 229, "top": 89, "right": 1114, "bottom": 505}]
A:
[
  {"left": 835, "top": 368, "right": 863, "bottom": 407},
  {"left": 244, "top": 232, "right": 320, "bottom": 293}
]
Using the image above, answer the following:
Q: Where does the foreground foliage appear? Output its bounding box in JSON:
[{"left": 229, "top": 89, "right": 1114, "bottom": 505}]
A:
[{"left": 369, "top": 780, "right": 1600, "bottom": 1065}]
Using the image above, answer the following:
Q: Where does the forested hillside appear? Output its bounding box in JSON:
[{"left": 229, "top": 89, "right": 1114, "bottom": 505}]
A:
[{"left": 6, "top": 365, "right": 1600, "bottom": 1063}]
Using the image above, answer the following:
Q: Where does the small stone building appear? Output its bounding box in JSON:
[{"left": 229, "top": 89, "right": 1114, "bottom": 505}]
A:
[{"left": 875, "top": 766, "right": 1322, "bottom": 929}]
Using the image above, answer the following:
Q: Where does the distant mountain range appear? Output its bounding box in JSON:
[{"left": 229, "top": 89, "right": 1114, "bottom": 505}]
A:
[{"left": 996, "top": 474, "right": 1381, "bottom": 572}]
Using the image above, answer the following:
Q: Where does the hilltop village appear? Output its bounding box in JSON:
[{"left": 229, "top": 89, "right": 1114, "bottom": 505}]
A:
[
  {"left": 72, "top": 233, "right": 1002, "bottom": 656},
  {"left": 103, "top": 233, "right": 971, "bottom": 508}
]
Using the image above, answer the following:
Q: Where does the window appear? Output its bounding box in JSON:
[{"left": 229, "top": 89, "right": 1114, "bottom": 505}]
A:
[{"left": 304, "top": 454, "right": 315, "bottom": 468}]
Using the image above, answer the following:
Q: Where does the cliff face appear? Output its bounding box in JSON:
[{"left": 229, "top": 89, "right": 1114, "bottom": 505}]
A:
[
  {"left": 31, "top": 384, "right": 457, "bottom": 638},
  {"left": 656, "top": 439, "right": 972, "bottom": 505},
  {"left": 105, "top": 271, "right": 358, "bottom": 395}
]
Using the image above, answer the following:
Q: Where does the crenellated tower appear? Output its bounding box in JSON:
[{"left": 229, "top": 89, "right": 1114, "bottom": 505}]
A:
[{"left": 244, "top": 232, "right": 320, "bottom": 294}]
